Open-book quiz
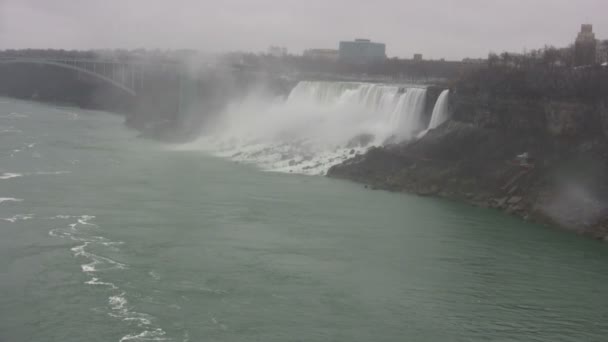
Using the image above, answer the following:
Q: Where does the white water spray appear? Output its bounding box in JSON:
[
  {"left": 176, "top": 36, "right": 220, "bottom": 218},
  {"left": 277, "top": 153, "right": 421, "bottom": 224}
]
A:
[{"left": 180, "top": 81, "right": 432, "bottom": 175}]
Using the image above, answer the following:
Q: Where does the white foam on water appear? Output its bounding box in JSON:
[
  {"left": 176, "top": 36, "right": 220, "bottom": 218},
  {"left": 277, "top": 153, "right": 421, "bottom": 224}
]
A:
[
  {"left": 64, "top": 112, "right": 79, "bottom": 120},
  {"left": 119, "top": 329, "right": 168, "bottom": 342},
  {"left": 1, "top": 214, "right": 33, "bottom": 223},
  {"left": 0, "top": 173, "right": 23, "bottom": 180},
  {"left": 177, "top": 81, "right": 428, "bottom": 175},
  {"left": 47, "top": 215, "right": 167, "bottom": 339},
  {"left": 199, "top": 287, "right": 228, "bottom": 295},
  {"left": 0, "top": 197, "right": 23, "bottom": 204},
  {"left": 33, "top": 171, "right": 72, "bottom": 175},
  {"left": 71, "top": 242, "right": 91, "bottom": 256},
  {"left": 110, "top": 294, "right": 128, "bottom": 310},
  {"left": 50, "top": 215, "right": 127, "bottom": 273},
  {"left": 0, "top": 172, "right": 71, "bottom": 180},
  {"left": 85, "top": 277, "right": 118, "bottom": 290},
  {"left": 78, "top": 215, "right": 98, "bottom": 227},
  {"left": 81, "top": 262, "right": 99, "bottom": 273},
  {"left": 51, "top": 215, "right": 73, "bottom": 219},
  {"left": 79, "top": 253, "right": 127, "bottom": 272},
  {"left": 148, "top": 271, "right": 161, "bottom": 281},
  {"left": 3, "top": 112, "right": 29, "bottom": 118},
  {"left": 109, "top": 294, "right": 168, "bottom": 341},
  {"left": 210, "top": 316, "right": 228, "bottom": 331},
  {"left": 1, "top": 129, "right": 22, "bottom": 134}
]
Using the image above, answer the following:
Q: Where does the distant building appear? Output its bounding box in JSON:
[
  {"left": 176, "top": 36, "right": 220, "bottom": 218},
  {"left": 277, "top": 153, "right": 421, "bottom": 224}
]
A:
[
  {"left": 597, "top": 40, "right": 608, "bottom": 65},
  {"left": 413, "top": 53, "right": 423, "bottom": 61},
  {"left": 303, "top": 49, "right": 339, "bottom": 61},
  {"left": 462, "top": 58, "right": 486, "bottom": 64},
  {"left": 268, "top": 46, "right": 287, "bottom": 57},
  {"left": 574, "top": 24, "right": 597, "bottom": 66},
  {"left": 338, "top": 39, "right": 386, "bottom": 64}
]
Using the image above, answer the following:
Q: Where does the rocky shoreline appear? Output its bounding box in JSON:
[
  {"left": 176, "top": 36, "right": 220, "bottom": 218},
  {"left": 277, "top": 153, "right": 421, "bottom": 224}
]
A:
[{"left": 328, "top": 79, "right": 608, "bottom": 241}]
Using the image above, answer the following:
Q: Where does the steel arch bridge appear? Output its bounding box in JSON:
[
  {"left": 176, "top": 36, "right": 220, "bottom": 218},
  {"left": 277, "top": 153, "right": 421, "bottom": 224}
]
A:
[{"left": 0, "top": 57, "right": 176, "bottom": 96}]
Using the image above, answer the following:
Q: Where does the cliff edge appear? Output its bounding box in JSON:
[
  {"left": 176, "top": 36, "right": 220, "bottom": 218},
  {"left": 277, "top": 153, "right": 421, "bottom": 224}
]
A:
[{"left": 329, "top": 67, "right": 608, "bottom": 240}]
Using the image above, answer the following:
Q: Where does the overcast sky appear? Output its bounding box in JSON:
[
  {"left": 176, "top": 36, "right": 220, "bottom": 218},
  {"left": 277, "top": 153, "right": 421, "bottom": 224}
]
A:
[{"left": 0, "top": 0, "right": 606, "bottom": 60}]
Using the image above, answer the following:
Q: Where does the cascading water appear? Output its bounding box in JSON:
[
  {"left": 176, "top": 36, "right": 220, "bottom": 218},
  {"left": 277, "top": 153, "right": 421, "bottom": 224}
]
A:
[
  {"left": 180, "top": 81, "right": 430, "bottom": 175},
  {"left": 427, "top": 90, "right": 450, "bottom": 129}
]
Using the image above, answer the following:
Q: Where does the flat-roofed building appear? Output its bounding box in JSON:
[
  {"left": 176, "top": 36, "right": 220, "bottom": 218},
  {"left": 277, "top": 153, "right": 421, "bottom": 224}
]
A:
[{"left": 339, "top": 39, "right": 386, "bottom": 64}]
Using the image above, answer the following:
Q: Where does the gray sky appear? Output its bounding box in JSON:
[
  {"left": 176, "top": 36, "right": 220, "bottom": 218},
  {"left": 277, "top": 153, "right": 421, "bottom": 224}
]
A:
[{"left": 1, "top": 0, "right": 606, "bottom": 60}]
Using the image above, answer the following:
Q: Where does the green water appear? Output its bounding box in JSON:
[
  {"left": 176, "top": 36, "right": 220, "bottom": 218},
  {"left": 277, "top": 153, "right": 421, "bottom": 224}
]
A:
[{"left": 1, "top": 99, "right": 608, "bottom": 342}]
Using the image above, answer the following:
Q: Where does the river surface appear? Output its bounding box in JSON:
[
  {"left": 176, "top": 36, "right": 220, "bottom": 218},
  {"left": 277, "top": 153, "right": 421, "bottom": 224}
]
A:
[{"left": 1, "top": 99, "right": 608, "bottom": 342}]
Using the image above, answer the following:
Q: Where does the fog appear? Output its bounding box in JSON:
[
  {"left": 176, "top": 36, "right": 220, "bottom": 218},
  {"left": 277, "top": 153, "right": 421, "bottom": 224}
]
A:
[{"left": 1, "top": 0, "right": 606, "bottom": 60}]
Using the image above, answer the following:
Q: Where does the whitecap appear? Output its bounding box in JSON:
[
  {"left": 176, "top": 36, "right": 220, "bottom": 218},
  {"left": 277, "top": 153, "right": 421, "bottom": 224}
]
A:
[
  {"left": 108, "top": 293, "right": 156, "bottom": 328},
  {"left": 85, "top": 277, "right": 118, "bottom": 290},
  {"left": 0, "top": 173, "right": 23, "bottom": 180},
  {"left": 2, "top": 214, "right": 33, "bottom": 223},
  {"left": 119, "top": 329, "right": 167, "bottom": 342},
  {"left": 82, "top": 261, "right": 99, "bottom": 273},
  {"left": 71, "top": 242, "right": 90, "bottom": 256},
  {"left": 0, "top": 172, "right": 71, "bottom": 180},
  {"left": 77, "top": 215, "right": 97, "bottom": 227},
  {"left": 0, "top": 197, "right": 23, "bottom": 204},
  {"left": 51, "top": 215, "right": 73, "bottom": 219},
  {"left": 109, "top": 294, "right": 128, "bottom": 310},
  {"left": 30, "top": 171, "right": 72, "bottom": 176},
  {"left": 79, "top": 254, "right": 127, "bottom": 272}
]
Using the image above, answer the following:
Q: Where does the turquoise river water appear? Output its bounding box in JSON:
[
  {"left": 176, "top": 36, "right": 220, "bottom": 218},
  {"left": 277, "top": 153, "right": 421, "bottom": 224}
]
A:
[{"left": 1, "top": 99, "right": 608, "bottom": 342}]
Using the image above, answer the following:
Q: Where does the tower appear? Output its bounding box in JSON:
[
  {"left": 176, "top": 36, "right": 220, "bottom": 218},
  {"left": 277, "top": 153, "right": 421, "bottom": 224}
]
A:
[{"left": 574, "top": 24, "right": 597, "bottom": 66}]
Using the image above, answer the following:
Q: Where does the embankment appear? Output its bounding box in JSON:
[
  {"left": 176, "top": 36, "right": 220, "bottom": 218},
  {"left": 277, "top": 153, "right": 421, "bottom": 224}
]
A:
[{"left": 329, "top": 67, "right": 608, "bottom": 240}]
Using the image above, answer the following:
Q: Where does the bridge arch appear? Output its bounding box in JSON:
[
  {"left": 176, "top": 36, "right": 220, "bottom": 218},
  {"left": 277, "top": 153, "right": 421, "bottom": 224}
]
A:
[{"left": 0, "top": 58, "right": 137, "bottom": 96}]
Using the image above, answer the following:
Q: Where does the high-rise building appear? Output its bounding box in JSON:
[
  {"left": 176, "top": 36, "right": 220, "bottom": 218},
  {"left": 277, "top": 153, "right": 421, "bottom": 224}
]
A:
[
  {"left": 574, "top": 24, "right": 597, "bottom": 66},
  {"left": 597, "top": 40, "right": 608, "bottom": 65},
  {"left": 338, "top": 39, "right": 386, "bottom": 64}
]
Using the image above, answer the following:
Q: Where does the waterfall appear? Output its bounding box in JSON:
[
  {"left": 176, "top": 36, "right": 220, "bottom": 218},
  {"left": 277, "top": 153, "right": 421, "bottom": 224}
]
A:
[
  {"left": 389, "top": 88, "right": 427, "bottom": 140},
  {"left": 285, "top": 81, "right": 427, "bottom": 139},
  {"left": 427, "top": 90, "right": 449, "bottom": 129},
  {"left": 181, "top": 81, "right": 428, "bottom": 175}
]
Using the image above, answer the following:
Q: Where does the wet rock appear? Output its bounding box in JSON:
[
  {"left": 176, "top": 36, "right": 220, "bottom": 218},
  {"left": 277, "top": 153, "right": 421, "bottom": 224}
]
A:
[
  {"left": 417, "top": 185, "right": 439, "bottom": 196},
  {"left": 508, "top": 196, "right": 523, "bottom": 205},
  {"left": 495, "top": 197, "right": 508, "bottom": 208},
  {"left": 346, "top": 134, "right": 374, "bottom": 148}
]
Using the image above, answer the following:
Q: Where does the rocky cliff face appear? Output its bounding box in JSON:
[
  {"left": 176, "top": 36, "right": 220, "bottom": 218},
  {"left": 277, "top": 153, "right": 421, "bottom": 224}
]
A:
[{"left": 328, "top": 80, "right": 608, "bottom": 241}]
